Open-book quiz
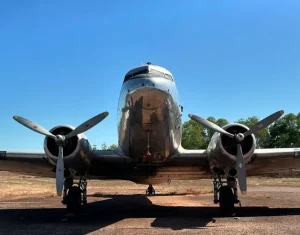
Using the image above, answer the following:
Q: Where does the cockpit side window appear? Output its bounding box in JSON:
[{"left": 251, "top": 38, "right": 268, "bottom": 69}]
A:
[
  {"left": 150, "top": 69, "right": 174, "bottom": 81},
  {"left": 164, "top": 74, "right": 173, "bottom": 81}
]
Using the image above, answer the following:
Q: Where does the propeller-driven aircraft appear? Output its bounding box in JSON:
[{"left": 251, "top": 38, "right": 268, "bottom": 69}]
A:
[{"left": 1, "top": 62, "right": 300, "bottom": 216}]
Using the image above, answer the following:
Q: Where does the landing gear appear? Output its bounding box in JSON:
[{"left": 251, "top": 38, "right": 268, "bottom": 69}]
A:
[
  {"left": 62, "top": 177, "right": 73, "bottom": 204},
  {"left": 213, "top": 175, "right": 240, "bottom": 216},
  {"left": 67, "top": 186, "right": 82, "bottom": 214},
  {"left": 146, "top": 184, "right": 155, "bottom": 195},
  {"left": 219, "top": 186, "right": 234, "bottom": 216},
  {"left": 62, "top": 175, "right": 88, "bottom": 214}
]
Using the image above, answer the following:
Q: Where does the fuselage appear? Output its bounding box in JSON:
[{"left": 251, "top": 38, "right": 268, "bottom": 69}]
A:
[{"left": 117, "top": 64, "right": 182, "bottom": 164}]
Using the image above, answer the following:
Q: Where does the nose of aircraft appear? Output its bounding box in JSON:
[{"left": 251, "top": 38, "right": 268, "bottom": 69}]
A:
[{"left": 130, "top": 86, "right": 168, "bottom": 110}]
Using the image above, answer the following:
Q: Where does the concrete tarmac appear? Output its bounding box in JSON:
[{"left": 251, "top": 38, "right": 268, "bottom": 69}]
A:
[{"left": 0, "top": 187, "right": 300, "bottom": 235}]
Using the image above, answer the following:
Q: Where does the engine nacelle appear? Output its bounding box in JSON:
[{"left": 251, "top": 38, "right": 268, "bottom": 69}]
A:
[
  {"left": 207, "top": 123, "right": 256, "bottom": 176},
  {"left": 43, "top": 125, "right": 92, "bottom": 171}
]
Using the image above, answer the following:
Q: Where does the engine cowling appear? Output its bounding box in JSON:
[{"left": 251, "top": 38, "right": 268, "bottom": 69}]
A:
[
  {"left": 43, "top": 125, "right": 92, "bottom": 171},
  {"left": 207, "top": 123, "right": 256, "bottom": 176}
]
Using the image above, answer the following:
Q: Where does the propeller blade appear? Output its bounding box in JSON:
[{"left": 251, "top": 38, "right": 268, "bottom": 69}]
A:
[
  {"left": 236, "top": 143, "right": 247, "bottom": 194},
  {"left": 56, "top": 145, "right": 64, "bottom": 196},
  {"left": 13, "top": 115, "right": 56, "bottom": 139},
  {"left": 65, "top": 111, "right": 109, "bottom": 139},
  {"left": 243, "top": 110, "right": 284, "bottom": 138},
  {"left": 188, "top": 114, "right": 235, "bottom": 138}
]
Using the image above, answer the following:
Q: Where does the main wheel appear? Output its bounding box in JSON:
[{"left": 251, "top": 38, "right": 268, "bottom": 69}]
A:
[
  {"left": 66, "top": 186, "right": 82, "bottom": 214},
  {"left": 219, "top": 186, "right": 235, "bottom": 216}
]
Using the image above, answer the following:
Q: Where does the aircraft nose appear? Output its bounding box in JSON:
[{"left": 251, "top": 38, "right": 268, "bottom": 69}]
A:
[{"left": 130, "top": 87, "right": 168, "bottom": 110}]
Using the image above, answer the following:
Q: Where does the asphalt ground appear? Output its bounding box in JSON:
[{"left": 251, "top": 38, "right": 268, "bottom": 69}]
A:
[{"left": 0, "top": 186, "right": 300, "bottom": 235}]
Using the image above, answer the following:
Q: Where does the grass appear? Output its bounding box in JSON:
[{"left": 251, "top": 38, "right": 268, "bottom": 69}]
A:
[{"left": 0, "top": 172, "right": 299, "bottom": 199}]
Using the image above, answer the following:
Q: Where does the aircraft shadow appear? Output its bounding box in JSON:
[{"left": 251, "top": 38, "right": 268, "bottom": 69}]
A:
[
  {"left": 0, "top": 194, "right": 300, "bottom": 233},
  {"left": 88, "top": 193, "right": 188, "bottom": 197}
]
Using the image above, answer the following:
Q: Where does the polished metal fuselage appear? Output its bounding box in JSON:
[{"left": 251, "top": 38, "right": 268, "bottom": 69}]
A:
[{"left": 117, "top": 74, "right": 182, "bottom": 164}]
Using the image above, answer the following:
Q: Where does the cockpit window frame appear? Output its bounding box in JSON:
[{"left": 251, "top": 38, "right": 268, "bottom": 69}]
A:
[
  {"left": 123, "top": 68, "right": 174, "bottom": 83},
  {"left": 124, "top": 68, "right": 149, "bottom": 83}
]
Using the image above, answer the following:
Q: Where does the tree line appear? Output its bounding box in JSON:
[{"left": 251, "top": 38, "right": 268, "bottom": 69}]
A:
[
  {"left": 94, "top": 112, "right": 300, "bottom": 150},
  {"left": 92, "top": 143, "right": 118, "bottom": 150},
  {"left": 182, "top": 112, "right": 300, "bottom": 149}
]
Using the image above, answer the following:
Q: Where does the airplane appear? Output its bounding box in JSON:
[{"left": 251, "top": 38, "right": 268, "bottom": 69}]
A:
[{"left": 1, "top": 62, "right": 300, "bottom": 216}]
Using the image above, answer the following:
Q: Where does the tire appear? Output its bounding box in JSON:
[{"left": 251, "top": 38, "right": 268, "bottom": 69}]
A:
[
  {"left": 219, "top": 186, "right": 235, "bottom": 216},
  {"left": 66, "top": 186, "right": 82, "bottom": 214}
]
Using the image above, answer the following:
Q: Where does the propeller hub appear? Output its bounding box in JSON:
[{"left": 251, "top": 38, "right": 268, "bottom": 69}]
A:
[
  {"left": 235, "top": 133, "right": 244, "bottom": 142},
  {"left": 55, "top": 135, "right": 65, "bottom": 146}
]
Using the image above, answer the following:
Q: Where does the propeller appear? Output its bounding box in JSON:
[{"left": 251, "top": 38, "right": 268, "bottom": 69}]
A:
[
  {"left": 188, "top": 110, "right": 284, "bottom": 194},
  {"left": 188, "top": 114, "right": 235, "bottom": 138},
  {"left": 13, "top": 111, "right": 109, "bottom": 196}
]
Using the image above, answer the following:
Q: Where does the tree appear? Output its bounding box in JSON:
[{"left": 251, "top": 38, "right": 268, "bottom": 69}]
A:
[
  {"left": 100, "top": 143, "right": 117, "bottom": 150},
  {"left": 181, "top": 120, "right": 207, "bottom": 149},
  {"left": 107, "top": 144, "right": 117, "bottom": 150},
  {"left": 92, "top": 145, "right": 97, "bottom": 150},
  {"left": 205, "top": 117, "right": 229, "bottom": 145},
  {"left": 235, "top": 116, "right": 269, "bottom": 148},
  {"left": 101, "top": 143, "right": 108, "bottom": 150},
  {"left": 267, "top": 113, "right": 300, "bottom": 148}
]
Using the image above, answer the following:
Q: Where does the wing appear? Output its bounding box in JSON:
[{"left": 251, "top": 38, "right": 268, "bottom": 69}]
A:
[
  {"left": 167, "top": 147, "right": 300, "bottom": 178},
  {"left": 88, "top": 149, "right": 132, "bottom": 179},
  {"left": 168, "top": 147, "right": 208, "bottom": 166},
  {"left": 0, "top": 150, "right": 55, "bottom": 177},
  {"left": 247, "top": 148, "right": 300, "bottom": 176},
  {"left": 0, "top": 148, "right": 132, "bottom": 178},
  {"left": 164, "top": 146, "right": 211, "bottom": 179},
  {"left": 90, "top": 149, "right": 132, "bottom": 164}
]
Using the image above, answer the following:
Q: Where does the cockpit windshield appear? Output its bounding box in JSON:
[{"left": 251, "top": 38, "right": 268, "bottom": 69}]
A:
[{"left": 123, "top": 67, "right": 174, "bottom": 83}]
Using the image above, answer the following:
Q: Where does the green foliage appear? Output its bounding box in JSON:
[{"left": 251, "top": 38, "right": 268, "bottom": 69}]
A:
[
  {"left": 107, "top": 144, "right": 118, "bottom": 150},
  {"left": 181, "top": 120, "right": 207, "bottom": 149},
  {"left": 181, "top": 112, "right": 299, "bottom": 149},
  {"left": 267, "top": 113, "right": 300, "bottom": 148},
  {"left": 205, "top": 117, "right": 229, "bottom": 145},
  {"left": 101, "top": 143, "right": 107, "bottom": 150},
  {"left": 235, "top": 116, "right": 269, "bottom": 148},
  {"left": 100, "top": 143, "right": 118, "bottom": 150}
]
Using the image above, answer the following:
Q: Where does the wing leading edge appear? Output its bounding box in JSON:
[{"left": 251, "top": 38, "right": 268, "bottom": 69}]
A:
[
  {"left": 247, "top": 148, "right": 300, "bottom": 176},
  {"left": 167, "top": 147, "right": 300, "bottom": 178},
  {"left": 2, "top": 148, "right": 300, "bottom": 178},
  {"left": 0, "top": 150, "right": 54, "bottom": 177},
  {"left": 0, "top": 148, "right": 132, "bottom": 178}
]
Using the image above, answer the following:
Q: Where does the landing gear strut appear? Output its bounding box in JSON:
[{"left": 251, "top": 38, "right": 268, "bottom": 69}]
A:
[
  {"left": 213, "top": 175, "right": 241, "bottom": 216},
  {"left": 62, "top": 175, "right": 88, "bottom": 214},
  {"left": 146, "top": 184, "right": 155, "bottom": 195}
]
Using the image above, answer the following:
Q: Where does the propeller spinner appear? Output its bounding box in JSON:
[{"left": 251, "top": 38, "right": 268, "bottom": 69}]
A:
[
  {"left": 188, "top": 110, "right": 284, "bottom": 194},
  {"left": 13, "top": 111, "right": 109, "bottom": 196}
]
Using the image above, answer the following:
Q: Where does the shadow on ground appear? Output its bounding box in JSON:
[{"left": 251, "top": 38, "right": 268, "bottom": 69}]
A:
[{"left": 0, "top": 194, "right": 300, "bottom": 233}]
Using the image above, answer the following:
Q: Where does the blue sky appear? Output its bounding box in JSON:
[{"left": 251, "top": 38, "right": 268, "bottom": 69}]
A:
[{"left": 0, "top": 1, "right": 299, "bottom": 150}]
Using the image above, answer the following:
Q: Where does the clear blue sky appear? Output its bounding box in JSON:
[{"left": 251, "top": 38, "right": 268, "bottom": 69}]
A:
[{"left": 0, "top": 1, "right": 299, "bottom": 150}]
